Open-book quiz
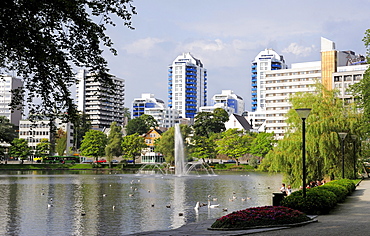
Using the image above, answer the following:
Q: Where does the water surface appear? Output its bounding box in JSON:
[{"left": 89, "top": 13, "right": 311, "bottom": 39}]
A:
[{"left": 0, "top": 170, "right": 282, "bottom": 235}]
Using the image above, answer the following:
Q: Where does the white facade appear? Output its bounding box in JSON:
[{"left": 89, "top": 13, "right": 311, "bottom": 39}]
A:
[
  {"left": 333, "top": 64, "right": 369, "bottom": 102},
  {"left": 251, "top": 49, "right": 287, "bottom": 112},
  {"left": 132, "top": 93, "right": 179, "bottom": 128},
  {"left": 168, "top": 52, "right": 207, "bottom": 119},
  {"left": 264, "top": 61, "right": 321, "bottom": 139},
  {"left": 19, "top": 119, "right": 74, "bottom": 155},
  {"left": 0, "top": 75, "right": 23, "bottom": 127},
  {"left": 212, "top": 90, "right": 244, "bottom": 115},
  {"left": 76, "top": 69, "right": 125, "bottom": 130},
  {"left": 199, "top": 103, "right": 235, "bottom": 116}
]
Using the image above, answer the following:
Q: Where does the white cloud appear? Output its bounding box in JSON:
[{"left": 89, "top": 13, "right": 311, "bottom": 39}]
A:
[
  {"left": 282, "top": 43, "right": 316, "bottom": 57},
  {"left": 122, "top": 37, "right": 165, "bottom": 56}
]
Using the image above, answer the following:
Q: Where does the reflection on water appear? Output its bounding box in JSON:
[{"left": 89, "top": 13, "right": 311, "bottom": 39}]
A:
[{"left": 0, "top": 170, "right": 282, "bottom": 235}]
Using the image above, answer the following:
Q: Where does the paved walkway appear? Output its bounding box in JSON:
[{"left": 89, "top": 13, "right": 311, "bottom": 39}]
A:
[{"left": 127, "top": 178, "right": 370, "bottom": 236}]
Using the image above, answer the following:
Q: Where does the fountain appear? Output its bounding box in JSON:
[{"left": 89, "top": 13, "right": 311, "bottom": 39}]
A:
[
  {"left": 174, "top": 124, "right": 216, "bottom": 176},
  {"left": 174, "top": 124, "right": 187, "bottom": 176},
  {"left": 138, "top": 124, "right": 216, "bottom": 176}
]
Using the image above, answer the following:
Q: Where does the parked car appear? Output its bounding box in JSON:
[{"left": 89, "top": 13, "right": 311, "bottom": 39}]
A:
[
  {"left": 82, "top": 159, "right": 93, "bottom": 164},
  {"left": 94, "top": 159, "right": 107, "bottom": 163},
  {"left": 111, "top": 160, "right": 119, "bottom": 163}
]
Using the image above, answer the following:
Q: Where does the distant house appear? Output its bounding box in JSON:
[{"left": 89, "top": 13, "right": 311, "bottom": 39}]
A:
[
  {"left": 141, "top": 128, "right": 165, "bottom": 163},
  {"left": 224, "top": 114, "right": 252, "bottom": 132}
]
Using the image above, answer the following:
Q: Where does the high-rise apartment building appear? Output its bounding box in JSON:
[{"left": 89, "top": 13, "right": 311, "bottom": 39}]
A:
[
  {"left": 76, "top": 69, "right": 125, "bottom": 130},
  {"left": 132, "top": 93, "right": 179, "bottom": 128},
  {"left": 262, "top": 37, "right": 367, "bottom": 139},
  {"left": 251, "top": 49, "right": 287, "bottom": 112},
  {"left": 168, "top": 52, "right": 207, "bottom": 119},
  {"left": 0, "top": 75, "right": 23, "bottom": 127}
]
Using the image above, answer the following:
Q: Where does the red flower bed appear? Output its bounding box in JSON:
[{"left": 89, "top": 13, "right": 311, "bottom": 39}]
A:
[{"left": 211, "top": 206, "right": 310, "bottom": 229}]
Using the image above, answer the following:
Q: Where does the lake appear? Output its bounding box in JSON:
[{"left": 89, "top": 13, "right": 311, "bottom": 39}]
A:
[{"left": 0, "top": 170, "right": 282, "bottom": 235}]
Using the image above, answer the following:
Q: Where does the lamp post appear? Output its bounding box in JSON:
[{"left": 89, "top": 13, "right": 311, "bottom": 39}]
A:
[
  {"left": 295, "top": 108, "right": 311, "bottom": 198},
  {"left": 351, "top": 135, "right": 357, "bottom": 179},
  {"left": 338, "top": 132, "right": 347, "bottom": 179}
]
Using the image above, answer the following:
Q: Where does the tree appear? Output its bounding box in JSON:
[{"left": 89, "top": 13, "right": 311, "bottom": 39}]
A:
[
  {"left": 215, "top": 129, "right": 253, "bottom": 165},
  {"left": 259, "top": 84, "right": 362, "bottom": 186},
  {"left": 9, "top": 138, "right": 31, "bottom": 162},
  {"left": 193, "top": 108, "right": 229, "bottom": 137},
  {"left": 121, "top": 134, "right": 146, "bottom": 164},
  {"left": 125, "top": 114, "right": 158, "bottom": 135},
  {"left": 0, "top": 0, "right": 136, "bottom": 121},
  {"left": 0, "top": 116, "right": 17, "bottom": 143},
  {"left": 105, "top": 122, "right": 123, "bottom": 167},
  {"left": 189, "top": 135, "right": 217, "bottom": 161},
  {"left": 155, "top": 124, "right": 192, "bottom": 164},
  {"left": 72, "top": 112, "right": 92, "bottom": 151},
  {"left": 249, "top": 132, "right": 276, "bottom": 158},
  {"left": 80, "top": 130, "right": 107, "bottom": 162},
  {"left": 55, "top": 128, "right": 67, "bottom": 156},
  {"left": 351, "top": 29, "right": 370, "bottom": 133},
  {"left": 35, "top": 138, "right": 51, "bottom": 158}
]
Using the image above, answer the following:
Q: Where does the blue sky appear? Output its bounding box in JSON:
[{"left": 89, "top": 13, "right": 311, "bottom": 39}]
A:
[{"left": 101, "top": 0, "right": 370, "bottom": 113}]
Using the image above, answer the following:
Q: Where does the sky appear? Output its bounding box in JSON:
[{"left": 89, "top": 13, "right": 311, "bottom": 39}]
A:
[{"left": 100, "top": 0, "right": 370, "bottom": 114}]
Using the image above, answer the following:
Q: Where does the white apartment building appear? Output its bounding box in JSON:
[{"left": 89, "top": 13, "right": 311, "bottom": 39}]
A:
[
  {"left": 251, "top": 49, "right": 287, "bottom": 112},
  {"left": 19, "top": 119, "right": 74, "bottom": 155},
  {"left": 168, "top": 52, "right": 207, "bottom": 119},
  {"left": 132, "top": 93, "right": 179, "bottom": 128},
  {"left": 76, "top": 69, "right": 126, "bottom": 131},
  {"left": 0, "top": 75, "right": 23, "bottom": 127},
  {"left": 264, "top": 61, "right": 321, "bottom": 139},
  {"left": 212, "top": 90, "right": 244, "bottom": 115}
]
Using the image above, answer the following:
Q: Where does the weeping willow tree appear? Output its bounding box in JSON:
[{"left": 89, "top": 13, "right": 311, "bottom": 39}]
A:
[{"left": 260, "top": 84, "right": 363, "bottom": 187}]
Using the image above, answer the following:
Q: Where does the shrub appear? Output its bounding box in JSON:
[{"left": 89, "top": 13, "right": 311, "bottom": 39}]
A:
[
  {"left": 325, "top": 179, "right": 356, "bottom": 194},
  {"left": 211, "top": 206, "right": 310, "bottom": 229},
  {"left": 281, "top": 187, "right": 337, "bottom": 215},
  {"left": 317, "top": 184, "right": 348, "bottom": 202}
]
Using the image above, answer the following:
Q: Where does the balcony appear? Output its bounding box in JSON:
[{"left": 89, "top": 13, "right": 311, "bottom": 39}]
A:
[
  {"left": 186, "top": 81, "right": 196, "bottom": 85},
  {"left": 252, "top": 78, "right": 257, "bottom": 82},
  {"left": 186, "top": 67, "right": 196, "bottom": 72},
  {"left": 252, "top": 88, "right": 257, "bottom": 91},
  {"left": 186, "top": 77, "right": 196, "bottom": 80},
  {"left": 186, "top": 99, "right": 196, "bottom": 102},
  {"left": 252, "top": 92, "right": 257, "bottom": 96},
  {"left": 252, "top": 83, "right": 257, "bottom": 87},
  {"left": 251, "top": 97, "right": 257, "bottom": 101},
  {"left": 186, "top": 94, "right": 196, "bottom": 98},
  {"left": 186, "top": 90, "right": 196, "bottom": 94},
  {"left": 186, "top": 85, "right": 196, "bottom": 89},
  {"left": 251, "top": 69, "right": 257, "bottom": 73},
  {"left": 186, "top": 72, "right": 196, "bottom": 76}
]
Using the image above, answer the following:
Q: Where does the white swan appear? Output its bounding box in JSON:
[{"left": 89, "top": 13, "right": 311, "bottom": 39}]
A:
[
  {"left": 208, "top": 200, "right": 219, "bottom": 208},
  {"left": 194, "top": 201, "right": 200, "bottom": 210}
]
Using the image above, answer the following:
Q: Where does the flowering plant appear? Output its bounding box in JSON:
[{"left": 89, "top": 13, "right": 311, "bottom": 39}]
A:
[{"left": 211, "top": 206, "right": 310, "bottom": 229}]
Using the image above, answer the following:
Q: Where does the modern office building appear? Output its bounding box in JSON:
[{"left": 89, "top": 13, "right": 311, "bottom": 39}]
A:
[
  {"left": 76, "top": 69, "right": 126, "bottom": 131},
  {"left": 132, "top": 93, "right": 179, "bottom": 128},
  {"left": 0, "top": 75, "right": 23, "bottom": 127},
  {"left": 251, "top": 49, "right": 287, "bottom": 112},
  {"left": 333, "top": 64, "right": 368, "bottom": 103},
  {"left": 19, "top": 118, "right": 74, "bottom": 156},
  {"left": 168, "top": 52, "right": 207, "bottom": 119}
]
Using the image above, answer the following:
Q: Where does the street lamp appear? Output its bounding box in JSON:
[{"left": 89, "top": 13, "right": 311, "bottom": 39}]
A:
[
  {"left": 338, "top": 132, "right": 347, "bottom": 179},
  {"left": 295, "top": 108, "right": 311, "bottom": 198},
  {"left": 351, "top": 135, "right": 357, "bottom": 179}
]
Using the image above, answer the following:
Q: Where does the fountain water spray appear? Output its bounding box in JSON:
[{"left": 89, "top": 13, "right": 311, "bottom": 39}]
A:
[{"left": 174, "top": 124, "right": 187, "bottom": 176}]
